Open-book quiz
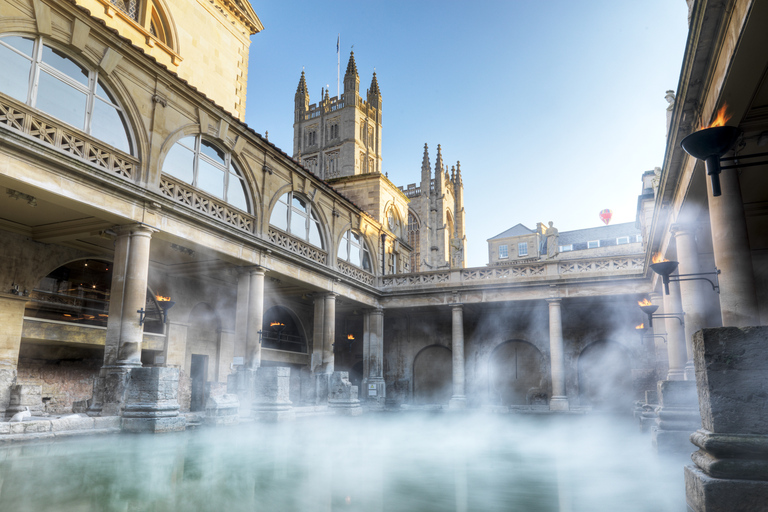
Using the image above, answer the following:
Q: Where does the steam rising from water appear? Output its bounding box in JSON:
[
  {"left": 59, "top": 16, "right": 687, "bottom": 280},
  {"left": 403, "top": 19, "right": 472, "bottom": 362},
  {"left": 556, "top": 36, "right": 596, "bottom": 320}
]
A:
[{"left": 0, "top": 413, "right": 684, "bottom": 511}]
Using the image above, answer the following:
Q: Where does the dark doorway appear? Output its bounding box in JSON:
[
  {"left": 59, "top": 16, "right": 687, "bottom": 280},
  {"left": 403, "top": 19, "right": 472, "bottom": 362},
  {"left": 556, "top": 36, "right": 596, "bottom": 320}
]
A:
[
  {"left": 190, "top": 354, "right": 208, "bottom": 412},
  {"left": 578, "top": 341, "right": 633, "bottom": 411},
  {"left": 489, "top": 341, "right": 546, "bottom": 405},
  {"left": 413, "top": 345, "right": 452, "bottom": 405}
]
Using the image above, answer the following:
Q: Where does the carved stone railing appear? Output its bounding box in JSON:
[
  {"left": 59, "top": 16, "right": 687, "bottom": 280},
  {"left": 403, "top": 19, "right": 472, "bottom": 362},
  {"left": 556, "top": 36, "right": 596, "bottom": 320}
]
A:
[
  {"left": 559, "top": 257, "right": 644, "bottom": 274},
  {"left": 159, "top": 175, "right": 254, "bottom": 232},
  {"left": 337, "top": 260, "right": 375, "bottom": 286},
  {"left": 0, "top": 95, "right": 137, "bottom": 180},
  {"left": 267, "top": 227, "right": 327, "bottom": 265},
  {"left": 380, "top": 256, "right": 645, "bottom": 289},
  {"left": 381, "top": 271, "right": 450, "bottom": 287},
  {"left": 462, "top": 265, "right": 545, "bottom": 281}
]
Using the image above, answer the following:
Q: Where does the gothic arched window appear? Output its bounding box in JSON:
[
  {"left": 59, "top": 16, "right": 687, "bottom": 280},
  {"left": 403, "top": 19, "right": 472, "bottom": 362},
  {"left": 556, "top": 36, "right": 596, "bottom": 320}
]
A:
[
  {"left": 338, "top": 230, "right": 372, "bottom": 272},
  {"left": 0, "top": 35, "right": 133, "bottom": 154},
  {"left": 163, "top": 136, "right": 250, "bottom": 212},
  {"left": 408, "top": 212, "right": 420, "bottom": 272},
  {"left": 109, "top": 1, "right": 175, "bottom": 48},
  {"left": 270, "top": 192, "right": 324, "bottom": 248}
]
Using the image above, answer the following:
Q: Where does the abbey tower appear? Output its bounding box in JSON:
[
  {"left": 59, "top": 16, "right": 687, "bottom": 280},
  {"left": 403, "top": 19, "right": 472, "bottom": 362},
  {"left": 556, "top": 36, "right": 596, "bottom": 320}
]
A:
[{"left": 293, "top": 52, "right": 466, "bottom": 272}]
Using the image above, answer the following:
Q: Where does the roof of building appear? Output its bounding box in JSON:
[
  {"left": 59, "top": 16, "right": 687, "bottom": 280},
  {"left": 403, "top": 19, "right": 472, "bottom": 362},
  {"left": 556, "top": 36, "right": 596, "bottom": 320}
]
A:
[
  {"left": 559, "top": 222, "right": 640, "bottom": 245},
  {"left": 488, "top": 224, "right": 535, "bottom": 240}
]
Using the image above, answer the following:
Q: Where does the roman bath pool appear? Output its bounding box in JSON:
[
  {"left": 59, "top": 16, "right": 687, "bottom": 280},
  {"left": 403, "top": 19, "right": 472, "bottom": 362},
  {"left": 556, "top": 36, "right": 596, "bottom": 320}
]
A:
[{"left": 0, "top": 413, "right": 685, "bottom": 511}]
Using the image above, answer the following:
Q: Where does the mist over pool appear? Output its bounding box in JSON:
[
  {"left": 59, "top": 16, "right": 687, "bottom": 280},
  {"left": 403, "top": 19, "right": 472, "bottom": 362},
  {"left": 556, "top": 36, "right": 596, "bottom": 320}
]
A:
[{"left": 0, "top": 413, "right": 685, "bottom": 511}]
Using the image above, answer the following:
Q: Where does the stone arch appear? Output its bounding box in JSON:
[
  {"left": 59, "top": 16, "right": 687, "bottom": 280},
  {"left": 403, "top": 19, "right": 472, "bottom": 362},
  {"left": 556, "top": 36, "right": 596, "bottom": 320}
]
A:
[
  {"left": 577, "top": 340, "right": 633, "bottom": 410},
  {"left": 266, "top": 188, "right": 330, "bottom": 251},
  {"left": 334, "top": 221, "right": 376, "bottom": 275},
  {"left": 262, "top": 305, "right": 308, "bottom": 353},
  {"left": 412, "top": 344, "right": 452, "bottom": 405},
  {"left": 488, "top": 340, "right": 548, "bottom": 406}
]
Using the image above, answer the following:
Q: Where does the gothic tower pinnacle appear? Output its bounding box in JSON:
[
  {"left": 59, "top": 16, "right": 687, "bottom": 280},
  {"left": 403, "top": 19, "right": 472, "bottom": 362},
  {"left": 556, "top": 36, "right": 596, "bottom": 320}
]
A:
[{"left": 343, "top": 51, "right": 360, "bottom": 97}]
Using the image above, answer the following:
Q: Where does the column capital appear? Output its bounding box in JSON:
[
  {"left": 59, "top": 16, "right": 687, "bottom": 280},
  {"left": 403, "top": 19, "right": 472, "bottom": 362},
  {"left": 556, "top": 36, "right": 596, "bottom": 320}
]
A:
[
  {"left": 113, "top": 223, "right": 157, "bottom": 237},
  {"left": 546, "top": 297, "right": 562, "bottom": 304},
  {"left": 367, "top": 306, "right": 384, "bottom": 316},
  {"left": 248, "top": 266, "right": 266, "bottom": 276},
  {"left": 451, "top": 303, "right": 463, "bottom": 311},
  {"left": 670, "top": 223, "right": 696, "bottom": 237}
]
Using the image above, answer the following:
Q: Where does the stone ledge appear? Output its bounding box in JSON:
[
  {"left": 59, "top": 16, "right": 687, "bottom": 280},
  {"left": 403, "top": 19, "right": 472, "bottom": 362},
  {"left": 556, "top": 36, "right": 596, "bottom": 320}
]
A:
[{"left": 685, "top": 464, "right": 768, "bottom": 512}]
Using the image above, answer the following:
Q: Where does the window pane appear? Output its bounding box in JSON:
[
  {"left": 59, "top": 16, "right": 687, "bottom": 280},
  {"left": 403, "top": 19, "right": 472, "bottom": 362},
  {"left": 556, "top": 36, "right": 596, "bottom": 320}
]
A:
[
  {"left": 91, "top": 98, "right": 131, "bottom": 154},
  {"left": 227, "top": 173, "right": 248, "bottom": 211},
  {"left": 163, "top": 142, "right": 195, "bottom": 183},
  {"left": 197, "top": 158, "right": 225, "bottom": 198},
  {"left": 270, "top": 200, "right": 288, "bottom": 230},
  {"left": 292, "top": 196, "right": 306, "bottom": 212},
  {"left": 200, "top": 140, "right": 225, "bottom": 166},
  {"left": 290, "top": 210, "right": 307, "bottom": 238},
  {"left": 36, "top": 71, "right": 87, "bottom": 129},
  {"left": 42, "top": 45, "right": 88, "bottom": 86},
  {"left": 338, "top": 234, "right": 348, "bottom": 260},
  {"left": 362, "top": 251, "right": 371, "bottom": 272},
  {"left": 1, "top": 36, "right": 35, "bottom": 56},
  {"left": 0, "top": 44, "right": 32, "bottom": 103},
  {"left": 309, "top": 220, "right": 323, "bottom": 248},
  {"left": 94, "top": 80, "right": 119, "bottom": 107},
  {"left": 350, "top": 243, "right": 361, "bottom": 267}
]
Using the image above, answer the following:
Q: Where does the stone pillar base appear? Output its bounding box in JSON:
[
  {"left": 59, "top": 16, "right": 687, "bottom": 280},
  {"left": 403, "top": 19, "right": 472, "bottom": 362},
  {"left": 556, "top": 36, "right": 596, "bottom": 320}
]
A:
[
  {"left": 362, "top": 379, "right": 386, "bottom": 410},
  {"left": 329, "top": 399, "right": 363, "bottom": 416},
  {"left": 253, "top": 367, "right": 294, "bottom": 422},
  {"left": 101, "top": 365, "right": 139, "bottom": 417},
  {"left": 685, "top": 465, "right": 768, "bottom": 512},
  {"left": 315, "top": 373, "right": 330, "bottom": 404},
  {"left": 652, "top": 380, "right": 699, "bottom": 455},
  {"left": 685, "top": 359, "right": 696, "bottom": 381},
  {"left": 652, "top": 427, "right": 695, "bottom": 454},
  {"left": 448, "top": 395, "right": 466, "bottom": 410},
  {"left": 122, "top": 367, "right": 185, "bottom": 433},
  {"left": 549, "top": 396, "right": 570, "bottom": 411},
  {"left": 6, "top": 384, "right": 44, "bottom": 418}
]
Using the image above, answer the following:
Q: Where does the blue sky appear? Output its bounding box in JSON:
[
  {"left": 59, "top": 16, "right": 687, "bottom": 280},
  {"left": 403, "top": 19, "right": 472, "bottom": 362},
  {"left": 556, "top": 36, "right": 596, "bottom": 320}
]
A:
[{"left": 245, "top": 1, "right": 690, "bottom": 267}]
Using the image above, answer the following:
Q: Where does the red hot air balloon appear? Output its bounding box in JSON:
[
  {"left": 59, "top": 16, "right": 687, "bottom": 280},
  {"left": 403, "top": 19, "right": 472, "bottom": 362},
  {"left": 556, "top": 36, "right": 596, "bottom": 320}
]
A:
[{"left": 599, "top": 209, "right": 613, "bottom": 225}]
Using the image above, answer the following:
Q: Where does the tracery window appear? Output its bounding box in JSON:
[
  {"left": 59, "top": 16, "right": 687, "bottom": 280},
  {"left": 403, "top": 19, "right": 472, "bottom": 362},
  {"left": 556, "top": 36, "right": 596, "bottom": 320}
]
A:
[
  {"left": 163, "top": 136, "right": 249, "bottom": 211},
  {"left": 0, "top": 35, "right": 133, "bottom": 154},
  {"left": 338, "top": 230, "right": 372, "bottom": 271},
  {"left": 270, "top": 192, "right": 324, "bottom": 248}
]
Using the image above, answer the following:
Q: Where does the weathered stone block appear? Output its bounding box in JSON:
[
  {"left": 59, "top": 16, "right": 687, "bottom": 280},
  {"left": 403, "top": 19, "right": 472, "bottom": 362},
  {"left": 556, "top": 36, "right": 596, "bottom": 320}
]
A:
[
  {"left": 122, "top": 367, "right": 184, "bottom": 433},
  {"left": 693, "top": 327, "right": 768, "bottom": 435},
  {"left": 6, "top": 384, "right": 44, "bottom": 418},
  {"left": 0, "top": 422, "right": 9, "bottom": 435},
  {"left": 205, "top": 394, "right": 239, "bottom": 426},
  {"left": 685, "top": 465, "right": 768, "bottom": 512},
  {"left": 253, "top": 367, "right": 294, "bottom": 422},
  {"left": 328, "top": 372, "right": 362, "bottom": 416},
  {"left": 658, "top": 380, "right": 698, "bottom": 408},
  {"left": 315, "top": 373, "right": 329, "bottom": 404},
  {"left": 93, "top": 416, "right": 121, "bottom": 429}
]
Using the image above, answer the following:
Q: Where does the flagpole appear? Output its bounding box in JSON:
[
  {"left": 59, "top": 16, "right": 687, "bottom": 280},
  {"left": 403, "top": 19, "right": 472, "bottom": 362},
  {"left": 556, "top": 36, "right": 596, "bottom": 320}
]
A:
[{"left": 336, "top": 34, "right": 340, "bottom": 98}]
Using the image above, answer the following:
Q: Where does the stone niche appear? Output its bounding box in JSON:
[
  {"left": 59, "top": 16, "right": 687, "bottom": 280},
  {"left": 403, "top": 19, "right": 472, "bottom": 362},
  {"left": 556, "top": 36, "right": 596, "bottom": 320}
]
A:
[
  {"left": 685, "top": 327, "right": 768, "bottom": 512},
  {"left": 121, "top": 367, "right": 186, "bottom": 433}
]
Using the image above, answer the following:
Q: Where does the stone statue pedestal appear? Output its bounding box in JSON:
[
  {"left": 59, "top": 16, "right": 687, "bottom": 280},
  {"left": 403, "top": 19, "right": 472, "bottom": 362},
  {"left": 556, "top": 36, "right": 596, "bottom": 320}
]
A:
[
  {"left": 328, "top": 371, "right": 362, "bottom": 416},
  {"left": 5, "top": 384, "right": 43, "bottom": 419},
  {"left": 651, "top": 380, "right": 700, "bottom": 454},
  {"left": 252, "top": 367, "right": 294, "bottom": 422},
  {"left": 122, "top": 367, "right": 185, "bottom": 433},
  {"left": 685, "top": 327, "right": 768, "bottom": 512}
]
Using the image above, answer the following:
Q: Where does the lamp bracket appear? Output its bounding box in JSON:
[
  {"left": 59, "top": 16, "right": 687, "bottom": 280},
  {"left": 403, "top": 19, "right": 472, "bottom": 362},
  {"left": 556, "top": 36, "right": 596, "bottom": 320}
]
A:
[
  {"left": 650, "top": 313, "right": 685, "bottom": 326},
  {"left": 668, "top": 269, "right": 720, "bottom": 294},
  {"left": 138, "top": 308, "right": 146, "bottom": 326}
]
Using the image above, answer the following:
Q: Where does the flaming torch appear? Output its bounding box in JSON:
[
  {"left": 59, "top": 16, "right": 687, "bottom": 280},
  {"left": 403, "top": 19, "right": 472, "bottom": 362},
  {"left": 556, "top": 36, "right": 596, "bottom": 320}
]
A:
[
  {"left": 649, "top": 253, "right": 679, "bottom": 295},
  {"left": 155, "top": 295, "right": 175, "bottom": 324},
  {"left": 638, "top": 298, "right": 659, "bottom": 328},
  {"left": 270, "top": 321, "right": 286, "bottom": 343},
  {"left": 680, "top": 104, "right": 741, "bottom": 197}
]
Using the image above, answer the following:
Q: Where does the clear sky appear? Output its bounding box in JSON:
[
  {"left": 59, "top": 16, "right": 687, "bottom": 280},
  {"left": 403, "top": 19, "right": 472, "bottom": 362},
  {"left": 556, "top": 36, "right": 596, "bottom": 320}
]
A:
[{"left": 245, "top": 1, "right": 691, "bottom": 267}]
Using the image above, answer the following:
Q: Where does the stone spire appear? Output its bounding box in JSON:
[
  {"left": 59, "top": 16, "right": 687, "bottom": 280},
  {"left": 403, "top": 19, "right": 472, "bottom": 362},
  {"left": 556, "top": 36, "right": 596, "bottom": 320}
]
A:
[
  {"left": 296, "top": 71, "right": 308, "bottom": 96},
  {"left": 420, "top": 143, "right": 431, "bottom": 195},
  {"left": 456, "top": 161, "right": 463, "bottom": 185},
  {"left": 451, "top": 165, "right": 456, "bottom": 183},
  {"left": 434, "top": 144, "right": 445, "bottom": 194},
  {"left": 294, "top": 70, "right": 309, "bottom": 122},
  {"left": 369, "top": 71, "right": 380, "bottom": 95},
  {"left": 367, "top": 71, "right": 382, "bottom": 110},
  {"left": 343, "top": 51, "right": 360, "bottom": 96}
]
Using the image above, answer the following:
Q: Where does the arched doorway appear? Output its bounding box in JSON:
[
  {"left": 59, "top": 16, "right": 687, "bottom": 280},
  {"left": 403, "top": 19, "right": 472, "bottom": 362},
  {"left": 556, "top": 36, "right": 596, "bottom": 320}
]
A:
[
  {"left": 489, "top": 340, "right": 547, "bottom": 406},
  {"left": 262, "top": 306, "right": 307, "bottom": 353},
  {"left": 577, "top": 341, "right": 633, "bottom": 411},
  {"left": 412, "top": 345, "right": 452, "bottom": 405}
]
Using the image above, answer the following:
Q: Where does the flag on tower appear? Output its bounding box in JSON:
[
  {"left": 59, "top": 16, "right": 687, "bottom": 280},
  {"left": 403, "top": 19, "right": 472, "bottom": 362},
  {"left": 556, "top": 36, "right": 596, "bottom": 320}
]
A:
[{"left": 336, "top": 35, "right": 339, "bottom": 54}]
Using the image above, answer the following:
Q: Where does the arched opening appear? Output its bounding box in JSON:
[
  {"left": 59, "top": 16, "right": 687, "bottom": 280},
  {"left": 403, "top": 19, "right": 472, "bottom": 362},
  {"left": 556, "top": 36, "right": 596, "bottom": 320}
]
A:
[
  {"left": 337, "top": 229, "right": 373, "bottom": 272},
  {"left": 577, "top": 340, "right": 633, "bottom": 411},
  {"left": 412, "top": 345, "right": 452, "bottom": 405},
  {"left": 489, "top": 340, "right": 547, "bottom": 406},
  {"left": 24, "top": 258, "right": 163, "bottom": 334},
  {"left": 269, "top": 192, "right": 324, "bottom": 248},
  {"left": 262, "top": 306, "right": 307, "bottom": 353}
]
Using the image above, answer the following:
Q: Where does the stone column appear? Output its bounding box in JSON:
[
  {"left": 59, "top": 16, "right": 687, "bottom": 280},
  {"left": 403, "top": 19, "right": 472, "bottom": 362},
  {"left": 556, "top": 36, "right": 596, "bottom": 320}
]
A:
[
  {"left": 362, "top": 308, "right": 386, "bottom": 409},
  {"left": 322, "top": 292, "right": 336, "bottom": 374},
  {"left": 671, "top": 224, "right": 710, "bottom": 379},
  {"left": 547, "top": 298, "right": 569, "bottom": 411},
  {"left": 662, "top": 279, "right": 687, "bottom": 381},
  {"left": 448, "top": 304, "right": 466, "bottom": 409},
  {"left": 0, "top": 294, "right": 27, "bottom": 418},
  {"left": 95, "top": 224, "right": 155, "bottom": 416},
  {"left": 685, "top": 327, "right": 768, "bottom": 511},
  {"left": 245, "top": 267, "right": 265, "bottom": 369},
  {"left": 707, "top": 168, "right": 759, "bottom": 327}
]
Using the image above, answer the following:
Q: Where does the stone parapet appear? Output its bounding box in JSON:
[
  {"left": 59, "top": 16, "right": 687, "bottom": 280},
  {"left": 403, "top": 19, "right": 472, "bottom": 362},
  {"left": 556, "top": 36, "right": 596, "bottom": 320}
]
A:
[
  {"left": 121, "top": 367, "right": 185, "bottom": 433},
  {"left": 252, "top": 367, "right": 294, "bottom": 422}
]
